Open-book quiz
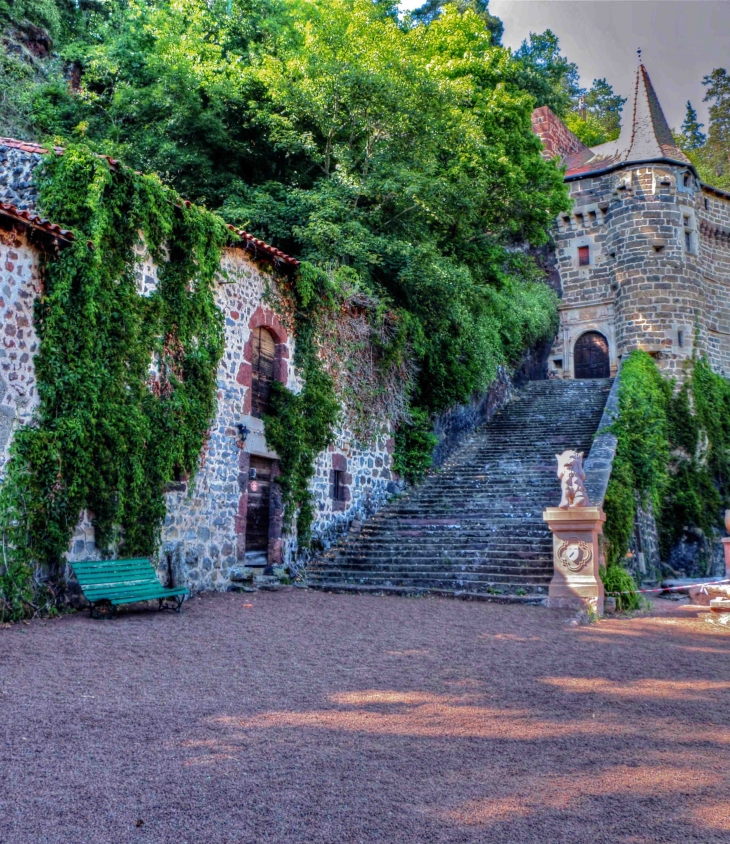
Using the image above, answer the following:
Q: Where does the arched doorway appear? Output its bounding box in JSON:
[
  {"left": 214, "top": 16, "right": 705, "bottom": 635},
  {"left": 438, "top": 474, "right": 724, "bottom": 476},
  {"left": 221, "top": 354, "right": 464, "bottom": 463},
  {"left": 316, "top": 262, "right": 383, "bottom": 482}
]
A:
[{"left": 574, "top": 331, "right": 610, "bottom": 379}]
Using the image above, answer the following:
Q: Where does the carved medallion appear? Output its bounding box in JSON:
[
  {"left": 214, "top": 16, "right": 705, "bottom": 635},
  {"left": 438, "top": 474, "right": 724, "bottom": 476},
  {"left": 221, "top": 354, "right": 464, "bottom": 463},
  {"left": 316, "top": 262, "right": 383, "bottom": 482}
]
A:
[{"left": 557, "top": 537, "right": 593, "bottom": 572}]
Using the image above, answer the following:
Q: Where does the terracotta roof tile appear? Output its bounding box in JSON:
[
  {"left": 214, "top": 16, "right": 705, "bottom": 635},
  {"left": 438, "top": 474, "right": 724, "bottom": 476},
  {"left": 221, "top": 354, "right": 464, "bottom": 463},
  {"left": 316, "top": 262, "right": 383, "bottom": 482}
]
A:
[{"left": 0, "top": 200, "right": 74, "bottom": 242}]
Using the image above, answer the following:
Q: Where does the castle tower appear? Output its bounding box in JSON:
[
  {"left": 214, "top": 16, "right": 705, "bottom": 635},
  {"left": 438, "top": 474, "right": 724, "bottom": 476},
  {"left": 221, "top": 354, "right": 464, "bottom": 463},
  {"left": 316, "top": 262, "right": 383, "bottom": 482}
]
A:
[{"left": 533, "top": 63, "right": 730, "bottom": 380}]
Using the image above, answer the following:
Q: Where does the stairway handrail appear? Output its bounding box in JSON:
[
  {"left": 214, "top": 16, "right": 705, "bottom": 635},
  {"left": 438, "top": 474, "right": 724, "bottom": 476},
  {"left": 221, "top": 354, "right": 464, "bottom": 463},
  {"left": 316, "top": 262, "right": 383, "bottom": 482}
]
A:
[{"left": 583, "top": 369, "right": 621, "bottom": 508}]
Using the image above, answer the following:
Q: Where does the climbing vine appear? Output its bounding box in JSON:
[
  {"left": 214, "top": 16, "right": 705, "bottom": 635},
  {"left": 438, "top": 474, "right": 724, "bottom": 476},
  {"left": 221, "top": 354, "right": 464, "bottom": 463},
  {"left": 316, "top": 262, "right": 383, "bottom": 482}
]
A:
[
  {"left": 262, "top": 262, "right": 341, "bottom": 546},
  {"left": 602, "top": 350, "right": 730, "bottom": 588},
  {"left": 0, "top": 143, "right": 228, "bottom": 621}
]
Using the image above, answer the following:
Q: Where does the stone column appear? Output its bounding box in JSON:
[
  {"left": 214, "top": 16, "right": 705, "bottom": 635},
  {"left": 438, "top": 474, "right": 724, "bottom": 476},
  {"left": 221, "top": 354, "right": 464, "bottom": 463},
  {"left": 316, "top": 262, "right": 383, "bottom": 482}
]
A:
[{"left": 543, "top": 506, "right": 606, "bottom": 615}]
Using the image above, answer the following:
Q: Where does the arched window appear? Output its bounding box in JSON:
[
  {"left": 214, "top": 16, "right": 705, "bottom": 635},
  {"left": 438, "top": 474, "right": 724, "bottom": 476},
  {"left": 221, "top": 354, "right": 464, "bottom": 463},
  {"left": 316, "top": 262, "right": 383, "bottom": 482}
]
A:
[
  {"left": 251, "top": 327, "right": 276, "bottom": 418},
  {"left": 574, "top": 331, "right": 610, "bottom": 379}
]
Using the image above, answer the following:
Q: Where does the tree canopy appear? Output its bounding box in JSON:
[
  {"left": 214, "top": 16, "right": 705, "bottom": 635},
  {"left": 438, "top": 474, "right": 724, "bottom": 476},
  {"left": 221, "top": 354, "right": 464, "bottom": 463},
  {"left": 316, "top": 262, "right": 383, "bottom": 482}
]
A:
[{"left": 0, "top": 0, "right": 571, "bottom": 431}]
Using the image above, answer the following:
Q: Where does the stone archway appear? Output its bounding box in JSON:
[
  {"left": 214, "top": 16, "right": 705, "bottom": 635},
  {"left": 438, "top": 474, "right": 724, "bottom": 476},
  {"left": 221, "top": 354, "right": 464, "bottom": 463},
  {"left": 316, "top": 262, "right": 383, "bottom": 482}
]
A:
[{"left": 573, "top": 331, "right": 610, "bottom": 379}]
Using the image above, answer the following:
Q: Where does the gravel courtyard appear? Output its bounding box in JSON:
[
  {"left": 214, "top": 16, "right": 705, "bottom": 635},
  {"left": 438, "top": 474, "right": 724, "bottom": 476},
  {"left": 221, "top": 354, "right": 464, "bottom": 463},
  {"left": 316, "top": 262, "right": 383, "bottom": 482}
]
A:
[{"left": 1, "top": 590, "right": 729, "bottom": 844}]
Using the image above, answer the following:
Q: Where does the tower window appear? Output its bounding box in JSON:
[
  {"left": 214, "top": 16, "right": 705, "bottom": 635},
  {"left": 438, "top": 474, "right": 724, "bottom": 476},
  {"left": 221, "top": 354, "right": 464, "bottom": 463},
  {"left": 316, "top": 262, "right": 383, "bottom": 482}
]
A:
[
  {"left": 683, "top": 173, "right": 691, "bottom": 188},
  {"left": 678, "top": 330, "right": 684, "bottom": 348},
  {"left": 685, "top": 231, "right": 692, "bottom": 251},
  {"left": 578, "top": 246, "right": 590, "bottom": 266}
]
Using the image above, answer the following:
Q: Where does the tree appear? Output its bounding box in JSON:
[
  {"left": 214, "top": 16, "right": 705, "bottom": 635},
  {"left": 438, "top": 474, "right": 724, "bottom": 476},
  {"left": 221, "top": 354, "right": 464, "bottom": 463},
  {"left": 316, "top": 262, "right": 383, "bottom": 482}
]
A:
[
  {"left": 584, "top": 78, "right": 625, "bottom": 140},
  {"left": 563, "top": 78, "right": 626, "bottom": 147},
  {"left": 1, "top": 0, "right": 569, "bottom": 423},
  {"left": 410, "top": 0, "right": 502, "bottom": 44},
  {"left": 678, "top": 101, "right": 706, "bottom": 151},
  {"left": 513, "top": 29, "right": 582, "bottom": 117},
  {"left": 683, "top": 69, "right": 730, "bottom": 190}
]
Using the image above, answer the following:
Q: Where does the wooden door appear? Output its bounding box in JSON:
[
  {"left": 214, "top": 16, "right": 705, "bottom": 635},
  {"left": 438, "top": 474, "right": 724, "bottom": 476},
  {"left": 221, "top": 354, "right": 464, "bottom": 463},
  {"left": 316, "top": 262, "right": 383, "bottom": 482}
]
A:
[
  {"left": 251, "top": 327, "right": 276, "bottom": 419},
  {"left": 574, "top": 332, "right": 610, "bottom": 379},
  {"left": 246, "top": 456, "right": 273, "bottom": 552}
]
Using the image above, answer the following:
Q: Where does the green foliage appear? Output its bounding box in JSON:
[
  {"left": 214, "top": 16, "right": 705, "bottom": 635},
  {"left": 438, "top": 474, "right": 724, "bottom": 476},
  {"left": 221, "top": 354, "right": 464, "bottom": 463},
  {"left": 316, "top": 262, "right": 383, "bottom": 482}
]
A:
[
  {"left": 602, "top": 452, "right": 636, "bottom": 569},
  {"left": 679, "top": 69, "right": 730, "bottom": 191},
  {"left": 262, "top": 262, "right": 340, "bottom": 546},
  {"left": 678, "top": 100, "right": 707, "bottom": 151},
  {"left": 600, "top": 564, "right": 641, "bottom": 612},
  {"left": 392, "top": 407, "right": 439, "bottom": 484},
  {"left": 513, "top": 29, "right": 581, "bottom": 118},
  {"left": 410, "top": 0, "right": 503, "bottom": 44},
  {"left": 0, "top": 143, "right": 228, "bottom": 620},
  {"left": 603, "top": 352, "right": 730, "bottom": 575},
  {"left": 582, "top": 78, "right": 625, "bottom": 140}
]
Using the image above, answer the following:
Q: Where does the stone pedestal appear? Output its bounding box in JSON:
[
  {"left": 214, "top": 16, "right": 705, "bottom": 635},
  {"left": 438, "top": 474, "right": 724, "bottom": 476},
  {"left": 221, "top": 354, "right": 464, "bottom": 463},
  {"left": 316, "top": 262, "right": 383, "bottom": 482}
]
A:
[
  {"left": 722, "top": 538, "right": 730, "bottom": 577},
  {"left": 543, "top": 506, "right": 606, "bottom": 615}
]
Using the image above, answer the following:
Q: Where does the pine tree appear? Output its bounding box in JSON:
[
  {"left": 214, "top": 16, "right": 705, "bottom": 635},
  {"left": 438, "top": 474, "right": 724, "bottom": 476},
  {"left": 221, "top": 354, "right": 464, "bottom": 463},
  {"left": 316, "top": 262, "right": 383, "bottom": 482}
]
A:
[{"left": 680, "top": 101, "right": 706, "bottom": 150}]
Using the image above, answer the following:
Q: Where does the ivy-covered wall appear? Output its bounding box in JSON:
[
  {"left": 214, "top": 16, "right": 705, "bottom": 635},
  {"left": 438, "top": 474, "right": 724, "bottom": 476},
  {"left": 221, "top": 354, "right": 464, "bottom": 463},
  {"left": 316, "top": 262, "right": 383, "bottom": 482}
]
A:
[
  {"left": 603, "top": 350, "right": 730, "bottom": 582},
  {"left": 0, "top": 144, "right": 400, "bottom": 617}
]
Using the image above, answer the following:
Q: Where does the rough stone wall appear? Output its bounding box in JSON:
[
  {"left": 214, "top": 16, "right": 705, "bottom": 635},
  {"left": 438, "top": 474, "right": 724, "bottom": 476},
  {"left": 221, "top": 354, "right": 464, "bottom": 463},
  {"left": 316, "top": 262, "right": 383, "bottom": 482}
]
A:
[
  {"left": 0, "top": 145, "right": 41, "bottom": 210},
  {"left": 531, "top": 106, "right": 588, "bottom": 159},
  {"left": 0, "top": 227, "right": 42, "bottom": 477},
  {"left": 549, "top": 163, "right": 730, "bottom": 381}
]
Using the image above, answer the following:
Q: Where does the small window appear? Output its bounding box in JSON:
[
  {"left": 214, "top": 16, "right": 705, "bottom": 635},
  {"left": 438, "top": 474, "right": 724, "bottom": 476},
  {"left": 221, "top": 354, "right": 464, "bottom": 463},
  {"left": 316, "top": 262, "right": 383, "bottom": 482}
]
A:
[
  {"left": 677, "top": 330, "right": 684, "bottom": 348},
  {"left": 705, "top": 198, "right": 710, "bottom": 210},
  {"left": 578, "top": 246, "right": 590, "bottom": 266},
  {"left": 683, "top": 173, "right": 691, "bottom": 188},
  {"left": 683, "top": 215, "right": 690, "bottom": 227},
  {"left": 588, "top": 211, "right": 597, "bottom": 225},
  {"left": 333, "top": 470, "right": 343, "bottom": 501},
  {"left": 685, "top": 231, "right": 692, "bottom": 252}
]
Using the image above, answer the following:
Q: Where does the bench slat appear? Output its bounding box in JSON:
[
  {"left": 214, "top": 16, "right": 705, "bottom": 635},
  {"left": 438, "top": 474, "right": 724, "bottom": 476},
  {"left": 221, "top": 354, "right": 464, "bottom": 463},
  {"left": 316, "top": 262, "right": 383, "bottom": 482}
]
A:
[
  {"left": 74, "top": 571, "right": 159, "bottom": 584},
  {"left": 83, "top": 584, "right": 186, "bottom": 599}
]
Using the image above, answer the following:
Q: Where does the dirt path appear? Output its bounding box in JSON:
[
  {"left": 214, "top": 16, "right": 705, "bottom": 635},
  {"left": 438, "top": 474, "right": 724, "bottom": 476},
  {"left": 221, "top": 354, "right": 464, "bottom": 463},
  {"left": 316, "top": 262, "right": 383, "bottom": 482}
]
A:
[{"left": 1, "top": 590, "right": 729, "bottom": 843}]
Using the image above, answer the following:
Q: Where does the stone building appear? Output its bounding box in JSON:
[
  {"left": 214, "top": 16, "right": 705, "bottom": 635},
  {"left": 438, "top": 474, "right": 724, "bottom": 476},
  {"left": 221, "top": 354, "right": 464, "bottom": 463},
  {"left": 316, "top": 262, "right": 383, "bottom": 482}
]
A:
[
  {"left": 0, "top": 138, "right": 396, "bottom": 591},
  {"left": 532, "top": 62, "right": 730, "bottom": 381}
]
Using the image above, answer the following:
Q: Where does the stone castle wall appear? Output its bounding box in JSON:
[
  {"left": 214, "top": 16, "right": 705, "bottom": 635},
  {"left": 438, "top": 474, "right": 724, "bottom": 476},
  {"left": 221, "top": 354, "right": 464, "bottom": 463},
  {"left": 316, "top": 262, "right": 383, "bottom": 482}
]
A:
[
  {"left": 531, "top": 106, "right": 588, "bottom": 159},
  {"left": 549, "top": 163, "right": 730, "bottom": 380}
]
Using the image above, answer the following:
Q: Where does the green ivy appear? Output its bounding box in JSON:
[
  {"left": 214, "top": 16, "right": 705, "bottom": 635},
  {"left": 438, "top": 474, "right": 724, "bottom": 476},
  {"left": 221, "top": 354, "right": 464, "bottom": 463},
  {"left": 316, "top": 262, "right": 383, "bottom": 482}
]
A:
[
  {"left": 392, "top": 407, "right": 439, "bottom": 484},
  {"left": 600, "top": 564, "right": 641, "bottom": 612},
  {"left": 0, "top": 143, "right": 228, "bottom": 621},
  {"left": 603, "top": 351, "right": 730, "bottom": 578},
  {"left": 262, "top": 262, "right": 341, "bottom": 547}
]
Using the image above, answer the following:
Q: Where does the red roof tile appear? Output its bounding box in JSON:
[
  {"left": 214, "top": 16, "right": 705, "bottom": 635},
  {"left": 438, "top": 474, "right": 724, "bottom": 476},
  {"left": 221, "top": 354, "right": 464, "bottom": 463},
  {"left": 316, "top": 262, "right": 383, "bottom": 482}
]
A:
[{"left": 0, "top": 200, "right": 74, "bottom": 242}]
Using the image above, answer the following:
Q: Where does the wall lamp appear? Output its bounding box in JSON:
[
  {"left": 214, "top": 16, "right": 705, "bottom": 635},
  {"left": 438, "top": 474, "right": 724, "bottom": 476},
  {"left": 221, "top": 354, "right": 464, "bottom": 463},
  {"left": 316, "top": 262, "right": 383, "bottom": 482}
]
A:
[{"left": 236, "top": 424, "right": 250, "bottom": 443}]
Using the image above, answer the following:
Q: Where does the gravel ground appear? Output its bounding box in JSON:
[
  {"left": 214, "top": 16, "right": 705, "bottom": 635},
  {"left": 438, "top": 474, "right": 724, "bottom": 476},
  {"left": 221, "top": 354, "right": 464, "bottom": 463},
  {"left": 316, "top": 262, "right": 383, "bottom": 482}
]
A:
[{"left": 1, "top": 590, "right": 729, "bottom": 844}]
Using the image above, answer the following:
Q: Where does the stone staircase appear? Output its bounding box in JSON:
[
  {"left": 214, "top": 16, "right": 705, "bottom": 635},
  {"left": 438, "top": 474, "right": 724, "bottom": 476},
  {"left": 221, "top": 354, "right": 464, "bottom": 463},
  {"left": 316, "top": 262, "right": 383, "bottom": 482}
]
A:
[{"left": 308, "top": 378, "right": 612, "bottom": 602}]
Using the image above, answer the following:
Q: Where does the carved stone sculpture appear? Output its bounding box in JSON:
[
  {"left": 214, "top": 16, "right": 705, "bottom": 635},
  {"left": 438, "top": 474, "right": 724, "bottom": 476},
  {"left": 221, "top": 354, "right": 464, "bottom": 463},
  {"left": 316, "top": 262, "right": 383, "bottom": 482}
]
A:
[{"left": 556, "top": 450, "right": 591, "bottom": 509}]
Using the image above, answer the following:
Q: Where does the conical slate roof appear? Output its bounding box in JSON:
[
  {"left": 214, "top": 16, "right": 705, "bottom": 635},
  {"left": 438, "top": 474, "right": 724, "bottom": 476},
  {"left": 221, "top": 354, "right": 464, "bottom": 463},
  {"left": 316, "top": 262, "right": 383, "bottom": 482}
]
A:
[{"left": 564, "top": 63, "right": 692, "bottom": 179}]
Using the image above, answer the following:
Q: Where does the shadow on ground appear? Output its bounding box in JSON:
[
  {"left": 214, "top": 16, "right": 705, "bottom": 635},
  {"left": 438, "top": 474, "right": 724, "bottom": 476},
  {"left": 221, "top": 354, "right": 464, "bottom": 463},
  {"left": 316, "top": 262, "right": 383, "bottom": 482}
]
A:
[{"left": 1, "top": 591, "right": 729, "bottom": 843}]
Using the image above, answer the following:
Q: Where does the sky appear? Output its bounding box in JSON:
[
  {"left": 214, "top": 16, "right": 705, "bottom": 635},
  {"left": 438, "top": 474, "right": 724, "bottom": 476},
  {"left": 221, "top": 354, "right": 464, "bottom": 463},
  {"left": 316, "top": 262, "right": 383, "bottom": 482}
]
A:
[{"left": 399, "top": 1, "right": 730, "bottom": 131}]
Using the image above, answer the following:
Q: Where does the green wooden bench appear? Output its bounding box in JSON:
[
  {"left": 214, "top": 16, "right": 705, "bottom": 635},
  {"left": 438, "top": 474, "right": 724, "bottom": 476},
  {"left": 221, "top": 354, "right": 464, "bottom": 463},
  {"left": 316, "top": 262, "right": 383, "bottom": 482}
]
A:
[{"left": 69, "top": 558, "right": 188, "bottom": 619}]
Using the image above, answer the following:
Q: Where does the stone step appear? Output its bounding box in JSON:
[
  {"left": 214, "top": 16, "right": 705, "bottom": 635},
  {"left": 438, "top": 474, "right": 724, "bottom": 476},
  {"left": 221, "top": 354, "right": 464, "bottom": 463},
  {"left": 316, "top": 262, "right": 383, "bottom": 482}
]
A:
[{"left": 307, "top": 582, "right": 547, "bottom": 603}]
